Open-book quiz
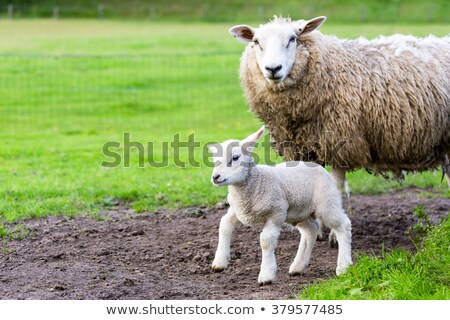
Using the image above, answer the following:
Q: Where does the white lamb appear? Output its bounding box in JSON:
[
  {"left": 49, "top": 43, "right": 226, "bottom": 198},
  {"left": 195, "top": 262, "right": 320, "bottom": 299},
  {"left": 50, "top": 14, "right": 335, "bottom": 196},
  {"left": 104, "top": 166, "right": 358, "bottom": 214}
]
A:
[{"left": 209, "top": 126, "right": 352, "bottom": 285}]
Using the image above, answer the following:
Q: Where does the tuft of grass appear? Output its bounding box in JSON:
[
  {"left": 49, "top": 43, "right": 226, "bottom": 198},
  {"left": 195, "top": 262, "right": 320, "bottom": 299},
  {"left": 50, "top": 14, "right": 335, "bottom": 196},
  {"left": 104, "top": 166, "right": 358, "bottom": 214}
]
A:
[
  {"left": 297, "top": 215, "right": 450, "bottom": 300},
  {"left": 0, "top": 223, "right": 30, "bottom": 240}
]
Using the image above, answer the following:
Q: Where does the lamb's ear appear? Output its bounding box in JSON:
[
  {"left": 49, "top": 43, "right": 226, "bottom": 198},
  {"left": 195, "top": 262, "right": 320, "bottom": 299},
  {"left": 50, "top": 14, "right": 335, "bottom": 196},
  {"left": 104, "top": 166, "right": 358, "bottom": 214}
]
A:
[
  {"left": 296, "top": 16, "right": 326, "bottom": 37},
  {"left": 207, "top": 143, "right": 220, "bottom": 155},
  {"left": 240, "top": 126, "right": 265, "bottom": 154},
  {"left": 229, "top": 25, "right": 255, "bottom": 44}
]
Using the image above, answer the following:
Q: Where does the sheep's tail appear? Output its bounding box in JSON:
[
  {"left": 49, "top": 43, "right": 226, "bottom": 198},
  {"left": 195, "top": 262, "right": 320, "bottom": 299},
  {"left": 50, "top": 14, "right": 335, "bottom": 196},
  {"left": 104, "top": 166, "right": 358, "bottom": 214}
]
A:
[{"left": 344, "top": 180, "right": 352, "bottom": 217}]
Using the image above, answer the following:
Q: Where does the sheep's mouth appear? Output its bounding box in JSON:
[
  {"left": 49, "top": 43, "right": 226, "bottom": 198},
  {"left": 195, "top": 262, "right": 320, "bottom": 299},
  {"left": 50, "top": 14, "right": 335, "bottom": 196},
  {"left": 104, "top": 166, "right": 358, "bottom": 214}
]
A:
[{"left": 266, "top": 76, "right": 283, "bottom": 83}]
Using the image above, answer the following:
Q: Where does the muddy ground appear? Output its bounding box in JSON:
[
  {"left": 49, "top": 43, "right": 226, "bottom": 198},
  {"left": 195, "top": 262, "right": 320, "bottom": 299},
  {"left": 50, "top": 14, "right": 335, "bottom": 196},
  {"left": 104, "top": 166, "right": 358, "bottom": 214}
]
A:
[{"left": 0, "top": 189, "right": 448, "bottom": 300}]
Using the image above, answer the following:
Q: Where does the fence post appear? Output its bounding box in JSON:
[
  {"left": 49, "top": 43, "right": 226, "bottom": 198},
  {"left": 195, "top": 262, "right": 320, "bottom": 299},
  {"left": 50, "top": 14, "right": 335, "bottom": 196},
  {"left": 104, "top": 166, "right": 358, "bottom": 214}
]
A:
[
  {"left": 426, "top": 3, "right": 437, "bottom": 23},
  {"left": 7, "top": 4, "right": 13, "bottom": 19},
  {"left": 359, "top": 4, "right": 367, "bottom": 23},
  {"left": 53, "top": 6, "right": 59, "bottom": 19},
  {"left": 97, "top": 4, "right": 104, "bottom": 19},
  {"left": 201, "top": 4, "right": 208, "bottom": 19},
  {"left": 149, "top": 4, "right": 156, "bottom": 20},
  {"left": 257, "top": 6, "right": 264, "bottom": 20}
]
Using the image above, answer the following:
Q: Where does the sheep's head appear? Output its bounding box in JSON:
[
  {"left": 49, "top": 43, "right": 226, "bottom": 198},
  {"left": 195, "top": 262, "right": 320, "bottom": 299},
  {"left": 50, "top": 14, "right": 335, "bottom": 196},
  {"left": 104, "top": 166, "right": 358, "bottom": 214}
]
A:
[
  {"left": 230, "top": 16, "right": 326, "bottom": 85},
  {"left": 209, "top": 126, "right": 265, "bottom": 187}
]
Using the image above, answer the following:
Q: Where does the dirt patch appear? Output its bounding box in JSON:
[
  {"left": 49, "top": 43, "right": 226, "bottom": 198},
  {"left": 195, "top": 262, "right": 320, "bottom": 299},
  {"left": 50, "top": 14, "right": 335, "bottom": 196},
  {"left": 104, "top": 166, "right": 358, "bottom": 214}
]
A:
[{"left": 0, "top": 189, "right": 448, "bottom": 300}]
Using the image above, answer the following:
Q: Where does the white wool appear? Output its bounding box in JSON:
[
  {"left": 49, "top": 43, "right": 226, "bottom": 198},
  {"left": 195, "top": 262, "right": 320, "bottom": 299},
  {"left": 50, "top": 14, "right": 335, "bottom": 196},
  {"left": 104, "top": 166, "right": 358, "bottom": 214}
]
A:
[{"left": 209, "top": 127, "right": 352, "bottom": 285}]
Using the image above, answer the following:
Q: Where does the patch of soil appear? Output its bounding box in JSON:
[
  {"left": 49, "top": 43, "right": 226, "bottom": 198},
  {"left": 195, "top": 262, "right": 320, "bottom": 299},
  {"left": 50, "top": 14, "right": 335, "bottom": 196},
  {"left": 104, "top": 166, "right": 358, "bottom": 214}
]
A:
[{"left": 0, "top": 189, "right": 448, "bottom": 300}]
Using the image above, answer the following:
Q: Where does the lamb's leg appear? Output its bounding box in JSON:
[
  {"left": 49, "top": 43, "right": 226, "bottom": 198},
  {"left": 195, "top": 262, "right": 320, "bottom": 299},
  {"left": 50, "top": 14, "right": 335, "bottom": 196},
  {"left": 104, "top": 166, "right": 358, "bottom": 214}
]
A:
[
  {"left": 328, "top": 167, "right": 349, "bottom": 248},
  {"left": 316, "top": 217, "right": 324, "bottom": 241},
  {"left": 212, "top": 208, "right": 239, "bottom": 272},
  {"left": 289, "top": 219, "right": 318, "bottom": 275},
  {"left": 258, "top": 219, "right": 282, "bottom": 285},
  {"left": 330, "top": 213, "right": 353, "bottom": 275}
]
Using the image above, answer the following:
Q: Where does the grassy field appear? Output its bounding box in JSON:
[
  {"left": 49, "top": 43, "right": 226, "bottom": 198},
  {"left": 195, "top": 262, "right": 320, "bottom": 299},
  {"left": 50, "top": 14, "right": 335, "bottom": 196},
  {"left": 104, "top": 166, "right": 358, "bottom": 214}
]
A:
[
  {"left": 299, "top": 216, "right": 450, "bottom": 299},
  {"left": 0, "top": 19, "right": 449, "bottom": 301},
  {"left": 0, "top": 20, "right": 449, "bottom": 223}
]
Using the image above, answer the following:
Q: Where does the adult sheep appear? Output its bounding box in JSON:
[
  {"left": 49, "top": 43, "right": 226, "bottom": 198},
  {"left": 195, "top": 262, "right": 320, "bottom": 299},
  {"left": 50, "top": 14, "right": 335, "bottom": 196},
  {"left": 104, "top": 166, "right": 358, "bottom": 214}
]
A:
[{"left": 229, "top": 16, "right": 450, "bottom": 195}]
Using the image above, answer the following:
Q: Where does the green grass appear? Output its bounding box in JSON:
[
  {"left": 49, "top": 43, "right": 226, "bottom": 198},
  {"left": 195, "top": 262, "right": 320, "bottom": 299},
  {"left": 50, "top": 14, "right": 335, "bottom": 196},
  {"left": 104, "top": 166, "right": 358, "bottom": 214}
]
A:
[
  {"left": 298, "top": 215, "right": 450, "bottom": 299},
  {"left": 0, "top": 20, "right": 449, "bottom": 223}
]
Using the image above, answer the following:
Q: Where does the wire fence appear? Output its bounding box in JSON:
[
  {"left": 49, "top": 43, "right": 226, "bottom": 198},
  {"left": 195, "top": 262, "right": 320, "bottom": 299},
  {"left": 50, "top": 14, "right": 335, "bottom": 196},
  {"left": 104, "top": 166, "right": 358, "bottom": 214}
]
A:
[
  {"left": 0, "top": 2, "right": 449, "bottom": 23},
  {"left": 0, "top": 52, "right": 244, "bottom": 133}
]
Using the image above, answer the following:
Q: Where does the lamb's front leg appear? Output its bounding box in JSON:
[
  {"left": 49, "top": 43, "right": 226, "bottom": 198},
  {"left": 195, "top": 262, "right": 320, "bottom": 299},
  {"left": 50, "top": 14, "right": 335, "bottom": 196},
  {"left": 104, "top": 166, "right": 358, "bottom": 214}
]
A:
[
  {"left": 212, "top": 208, "right": 239, "bottom": 272},
  {"left": 258, "top": 219, "right": 282, "bottom": 286}
]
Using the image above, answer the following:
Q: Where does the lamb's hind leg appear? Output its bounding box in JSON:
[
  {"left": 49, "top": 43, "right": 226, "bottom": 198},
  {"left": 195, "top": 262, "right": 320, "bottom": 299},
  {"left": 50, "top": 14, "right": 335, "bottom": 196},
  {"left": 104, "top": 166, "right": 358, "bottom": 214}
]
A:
[
  {"left": 328, "top": 213, "right": 352, "bottom": 275},
  {"left": 289, "top": 219, "right": 318, "bottom": 275},
  {"left": 327, "top": 167, "right": 349, "bottom": 248}
]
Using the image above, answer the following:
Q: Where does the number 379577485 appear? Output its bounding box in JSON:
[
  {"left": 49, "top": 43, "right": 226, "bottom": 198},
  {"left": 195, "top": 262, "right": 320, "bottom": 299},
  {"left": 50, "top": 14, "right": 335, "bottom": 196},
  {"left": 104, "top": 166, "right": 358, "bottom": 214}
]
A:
[{"left": 271, "top": 304, "right": 343, "bottom": 315}]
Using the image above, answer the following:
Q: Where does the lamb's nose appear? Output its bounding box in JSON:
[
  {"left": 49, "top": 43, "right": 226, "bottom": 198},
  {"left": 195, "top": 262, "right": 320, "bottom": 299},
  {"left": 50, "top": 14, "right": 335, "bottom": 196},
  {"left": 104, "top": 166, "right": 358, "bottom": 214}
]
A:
[
  {"left": 213, "top": 174, "right": 221, "bottom": 181},
  {"left": 265, "top": 64, "right": 282, "bottom": 75}
]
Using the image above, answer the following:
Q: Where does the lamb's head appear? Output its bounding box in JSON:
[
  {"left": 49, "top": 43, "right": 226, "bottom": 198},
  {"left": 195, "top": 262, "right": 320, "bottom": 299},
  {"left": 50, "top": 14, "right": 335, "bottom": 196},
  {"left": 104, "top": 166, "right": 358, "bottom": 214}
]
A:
[
  {"left": 230, "top": 16, "right": 326, "bottom": 85},
  {"left": 209, "top": 126, "right": 265, "bottom": 187}
]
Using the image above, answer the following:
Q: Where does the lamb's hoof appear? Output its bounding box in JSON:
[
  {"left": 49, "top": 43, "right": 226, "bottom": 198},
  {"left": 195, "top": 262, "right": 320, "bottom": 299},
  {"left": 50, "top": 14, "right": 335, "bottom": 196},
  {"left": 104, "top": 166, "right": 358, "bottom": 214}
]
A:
[
  {"left": 289, "top": 271, "right": 302, "bottom": 277},
  {"left": 258, "top": 280, "right": 273, "bottom": 286},
  {"left": 212, "top": 266, "right": 225, "bottom": 273},
  {"left": 336, "top": 266, "right": 347, "bottom": 276},
  {"left": 316, "top": 234, "right": 324, "bottom": 241},
  {"left": 329, "top": 239, "right": 338, "bottom": 249}
]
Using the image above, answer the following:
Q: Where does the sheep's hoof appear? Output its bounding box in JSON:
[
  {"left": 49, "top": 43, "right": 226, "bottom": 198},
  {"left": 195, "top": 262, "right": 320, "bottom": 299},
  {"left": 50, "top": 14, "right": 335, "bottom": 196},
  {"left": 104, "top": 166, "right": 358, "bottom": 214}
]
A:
[
  {"left": 258, "top": 280, "right": 273, "bottom": 286},
  {"left": 329, "top": 239, "right": 338, "bottom": 249},
  {"left": 212, "top": 266, "right": 225, "bottom": 273}
]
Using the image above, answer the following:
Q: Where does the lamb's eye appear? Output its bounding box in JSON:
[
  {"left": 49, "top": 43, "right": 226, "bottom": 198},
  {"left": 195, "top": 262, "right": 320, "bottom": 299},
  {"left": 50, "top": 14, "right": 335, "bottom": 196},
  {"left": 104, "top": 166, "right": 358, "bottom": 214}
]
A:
[{"left": 232, "top": 155, "right": 240, "bottom": 162}]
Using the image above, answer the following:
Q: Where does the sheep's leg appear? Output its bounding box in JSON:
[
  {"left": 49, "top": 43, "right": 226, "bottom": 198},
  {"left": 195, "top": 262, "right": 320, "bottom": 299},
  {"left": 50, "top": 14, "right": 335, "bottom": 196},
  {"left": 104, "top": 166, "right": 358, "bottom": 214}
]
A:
[
  {"left": 447, "top": 173, "right": 450, "bottom": 189},
  {"left": 212, "top": 208, "right": 239, "bottom": 272},
  {"left": 444, "top": 154, "right": 450, "bottom": 188},
  {"left": 289, "top": 219, "right": 318, "bottom": 275},
  {"left": 258, "top": 219, "right": 282, "bottom": 285},
  {"left": 331, "top": 167, "right": 346, "bottom": 191},
  {"left": 329, "top": 213, "right": 353, "bottom": 275}
]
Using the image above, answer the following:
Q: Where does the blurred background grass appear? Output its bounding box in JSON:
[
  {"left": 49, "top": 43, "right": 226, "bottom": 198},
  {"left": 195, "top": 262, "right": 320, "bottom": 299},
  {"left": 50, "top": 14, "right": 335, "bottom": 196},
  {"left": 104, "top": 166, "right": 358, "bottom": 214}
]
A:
[
  {"left": 0, "top": 1, "right": 449, "bottom": 222},
  {"left": 2, "top": 0, "right": 450, "bottom": 24}
]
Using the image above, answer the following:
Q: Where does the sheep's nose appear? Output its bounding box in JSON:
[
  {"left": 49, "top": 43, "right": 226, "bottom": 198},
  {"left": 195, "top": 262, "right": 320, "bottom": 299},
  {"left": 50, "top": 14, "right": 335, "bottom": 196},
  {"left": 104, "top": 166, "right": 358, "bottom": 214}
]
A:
[
  {"left": 265, "top": 64, "right": 282, "bottom": 75},
  {"left": 212, "top": 174, "right": 221, "bottom": 181}
]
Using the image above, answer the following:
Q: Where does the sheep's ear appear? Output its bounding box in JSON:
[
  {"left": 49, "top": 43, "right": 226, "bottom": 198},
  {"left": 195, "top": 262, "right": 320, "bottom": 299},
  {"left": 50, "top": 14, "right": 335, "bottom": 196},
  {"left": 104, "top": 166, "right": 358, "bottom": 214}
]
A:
[
  {"left": 240, "top": 126, "right": 265, "bottom": 154},
  {"left": 229, "top": 25, "right": 255, "bottom": 44},
  {"left": 297, "top": 16, "right": 326, "bottom": 37}
]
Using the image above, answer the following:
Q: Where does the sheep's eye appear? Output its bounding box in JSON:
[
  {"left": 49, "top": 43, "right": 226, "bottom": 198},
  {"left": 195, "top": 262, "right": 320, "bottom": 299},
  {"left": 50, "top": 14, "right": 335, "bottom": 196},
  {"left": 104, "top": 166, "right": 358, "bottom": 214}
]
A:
[
  {"left": 253, "top": 39, "right": 263, "bottom": 50},
  {"left": 287, "top": 36, "right": 297, "bottom": 47}
]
